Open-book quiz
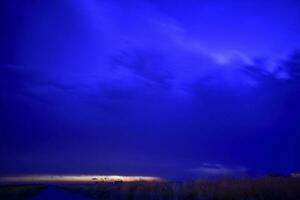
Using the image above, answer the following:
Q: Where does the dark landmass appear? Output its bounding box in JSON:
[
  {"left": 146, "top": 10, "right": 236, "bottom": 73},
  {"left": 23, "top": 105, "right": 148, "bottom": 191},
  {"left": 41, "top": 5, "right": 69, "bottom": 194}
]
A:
[
  {"left": 61, "top": 177, "right": 300, "bottom": 200},
  {"left": 1, "top": 177, "right": 300, "bottom": 200},
  {"left": 0, "top": 185, "right": 44, "bottom": 200}
]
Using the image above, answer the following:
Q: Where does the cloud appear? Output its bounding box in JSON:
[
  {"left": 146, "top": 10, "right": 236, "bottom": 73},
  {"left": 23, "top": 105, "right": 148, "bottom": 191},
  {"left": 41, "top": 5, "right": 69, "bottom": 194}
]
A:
[
  {"left": 0, "top": 65, "right": 35, "bottom": 92},
  {"left": 190, "top": 163, "right": 248, "bottom": 177},
  {"left": 110, "top": 48, "right": 172, "bottom": 86},
  {"left": 2, "top": 1, "right": 300, "bottom": 176}
]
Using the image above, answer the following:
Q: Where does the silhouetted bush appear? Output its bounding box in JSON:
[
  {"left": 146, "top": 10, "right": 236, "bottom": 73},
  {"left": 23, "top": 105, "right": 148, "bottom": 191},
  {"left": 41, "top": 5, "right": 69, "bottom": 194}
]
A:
[{"left": 62, "top": 177, "right": 300, "bottom": 200}]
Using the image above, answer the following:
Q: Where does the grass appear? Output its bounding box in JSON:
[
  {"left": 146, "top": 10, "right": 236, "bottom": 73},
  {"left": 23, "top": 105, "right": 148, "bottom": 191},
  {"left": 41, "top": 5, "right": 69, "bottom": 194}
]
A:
[
  {"left": 62, "top": 177, "right": 300, "bottom": 200},
  {"left": 0, "top": 185, "right": 44, "bottom": 200}
]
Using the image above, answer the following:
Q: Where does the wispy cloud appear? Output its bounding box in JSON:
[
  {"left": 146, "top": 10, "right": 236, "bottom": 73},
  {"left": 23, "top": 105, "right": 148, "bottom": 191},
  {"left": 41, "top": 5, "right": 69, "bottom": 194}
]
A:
[{"left": 190, "top": 163, "right": 248, "bottom": 177}]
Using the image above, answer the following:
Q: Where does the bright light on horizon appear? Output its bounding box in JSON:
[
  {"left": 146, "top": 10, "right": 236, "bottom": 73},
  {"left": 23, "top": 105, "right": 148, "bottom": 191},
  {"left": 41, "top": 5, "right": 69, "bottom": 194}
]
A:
[{"left": 0, "top": 175, "right": 163, "bottom": 184}]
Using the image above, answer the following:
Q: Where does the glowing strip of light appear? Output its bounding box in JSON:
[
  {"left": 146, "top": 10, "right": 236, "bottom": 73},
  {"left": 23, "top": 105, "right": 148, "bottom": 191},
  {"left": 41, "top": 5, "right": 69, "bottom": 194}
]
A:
[{"left": 0, "top": 175, "right": 162, "bottom": 184}]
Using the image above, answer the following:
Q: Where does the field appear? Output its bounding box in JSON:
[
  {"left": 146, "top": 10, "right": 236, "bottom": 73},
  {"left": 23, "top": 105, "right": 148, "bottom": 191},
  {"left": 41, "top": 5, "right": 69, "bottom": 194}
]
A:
[
  {"left": 1, "top": 177, "right": 300, "bottom": 200},
  {"left": 0, "top": 185, "right": 44, "bottom": 200},
  {"left": 61, "top": 177, "right": 300, "bottom": 200}
]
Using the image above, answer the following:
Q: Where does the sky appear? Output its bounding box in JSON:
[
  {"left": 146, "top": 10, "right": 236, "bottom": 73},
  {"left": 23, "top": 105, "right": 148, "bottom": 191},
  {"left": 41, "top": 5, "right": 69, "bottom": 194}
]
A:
[{"left": 1, "top": 0, "right": 300, "bottom": 179}]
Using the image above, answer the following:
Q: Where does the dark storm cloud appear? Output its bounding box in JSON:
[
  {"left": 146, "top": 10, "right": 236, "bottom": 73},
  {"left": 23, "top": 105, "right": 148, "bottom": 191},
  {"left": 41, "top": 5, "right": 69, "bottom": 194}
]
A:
[
  {"left": 1, "top": 0, "right": 300, "bottom": 178},
  {"left": 0, "top": 65, "right": 32, "bottom": 93}
]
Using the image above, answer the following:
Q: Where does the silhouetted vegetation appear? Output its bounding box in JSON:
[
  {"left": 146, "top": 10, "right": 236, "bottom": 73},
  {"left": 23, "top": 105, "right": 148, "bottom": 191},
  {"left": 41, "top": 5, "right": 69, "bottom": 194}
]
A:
[
  {"left": 62, "top": 177, "right": 300, "bottom": 200},
  {"left": 0, "top": 185, "right": 44, "bottom": 200}
]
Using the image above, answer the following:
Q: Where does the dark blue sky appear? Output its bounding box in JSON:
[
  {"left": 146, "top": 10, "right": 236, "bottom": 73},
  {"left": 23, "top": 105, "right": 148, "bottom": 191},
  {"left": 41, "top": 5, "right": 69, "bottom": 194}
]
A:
[{"left": 1, "top": 0, "right": 300, "bottom": 178}]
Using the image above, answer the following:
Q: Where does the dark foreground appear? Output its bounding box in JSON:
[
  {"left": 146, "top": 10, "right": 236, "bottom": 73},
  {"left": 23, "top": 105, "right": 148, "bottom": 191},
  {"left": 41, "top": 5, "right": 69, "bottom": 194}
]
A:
[
  {"left": 28, "top": 186, "right": 91, "bottom": 200},
  {"left": 0, "top": 185, "right": 44, "bottom": 200},
  {"left": 1, "top": 177, "right": 300, "bottom": 200}
]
